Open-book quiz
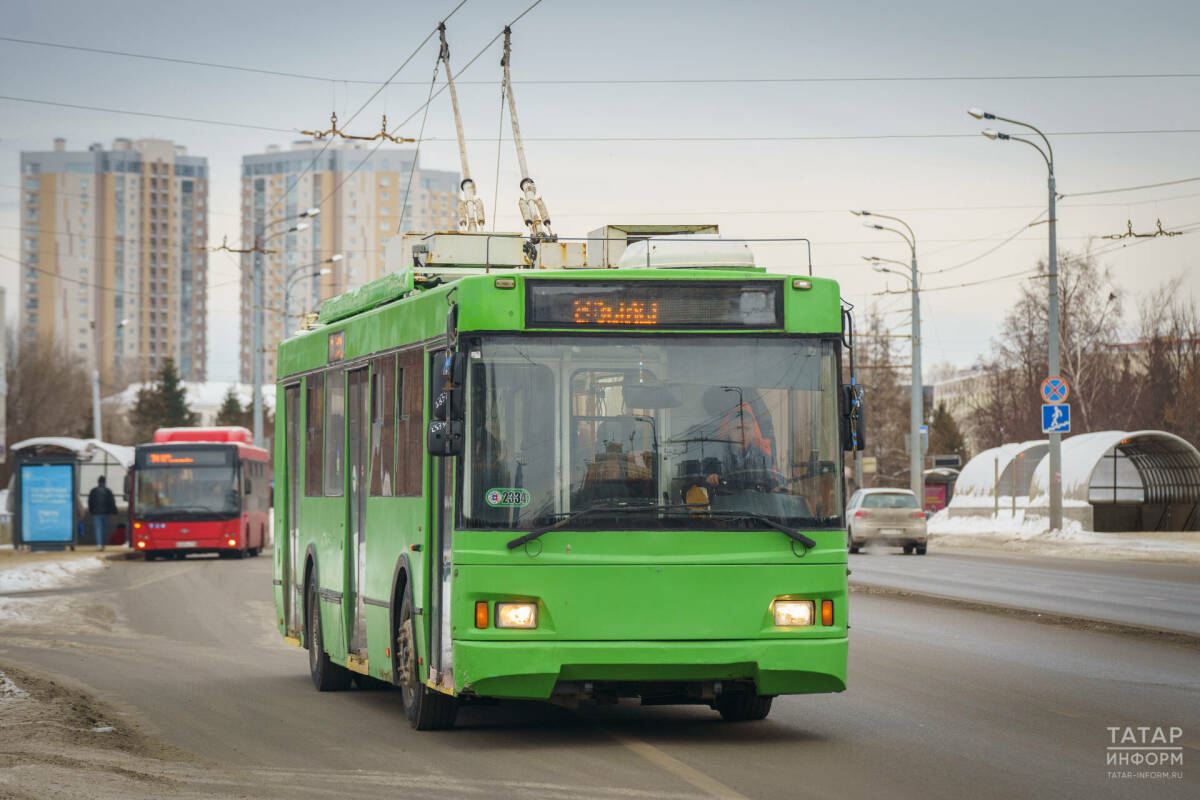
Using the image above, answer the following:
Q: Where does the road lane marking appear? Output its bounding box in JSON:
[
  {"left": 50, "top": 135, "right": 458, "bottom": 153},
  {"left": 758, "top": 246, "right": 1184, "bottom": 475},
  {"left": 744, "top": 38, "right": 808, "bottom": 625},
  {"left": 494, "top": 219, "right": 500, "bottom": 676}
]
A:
[
  {"left": 604, "top": 729, "right": 750, "bottom": 800},
  {"left": 125, "top": 564, "right": 194, "bottom": 592}
]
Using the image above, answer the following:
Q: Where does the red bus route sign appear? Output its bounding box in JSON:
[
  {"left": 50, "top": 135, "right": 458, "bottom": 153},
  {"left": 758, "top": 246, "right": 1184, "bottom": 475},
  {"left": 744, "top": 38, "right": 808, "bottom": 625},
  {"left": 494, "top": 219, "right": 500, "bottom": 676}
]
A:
[{"left": 1040, "top": 375, "right": 1069, "bottom": 404}]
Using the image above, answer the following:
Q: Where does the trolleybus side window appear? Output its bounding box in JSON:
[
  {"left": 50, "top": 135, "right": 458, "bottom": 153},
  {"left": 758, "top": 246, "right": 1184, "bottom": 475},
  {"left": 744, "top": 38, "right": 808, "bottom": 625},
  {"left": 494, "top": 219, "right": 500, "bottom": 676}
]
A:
[
  {"left": 370, "top": 355, "right": 397, "bottom": 497},
  {"left": 325, "top": 369, "right": 346, "bottom": 497},
  {"left": 305, "top": 373, "right": 325, "bottom": 497},
  {"left": 396, "top": 348, "right": 423, "bottom": 497}
]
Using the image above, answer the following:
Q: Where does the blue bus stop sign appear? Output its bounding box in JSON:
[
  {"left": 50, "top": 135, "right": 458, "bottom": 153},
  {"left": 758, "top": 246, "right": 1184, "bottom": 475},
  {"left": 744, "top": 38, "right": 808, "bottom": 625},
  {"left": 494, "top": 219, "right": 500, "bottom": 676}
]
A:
[{"left": 1042, "top": 403, "right": 1070, "bottom": 434}]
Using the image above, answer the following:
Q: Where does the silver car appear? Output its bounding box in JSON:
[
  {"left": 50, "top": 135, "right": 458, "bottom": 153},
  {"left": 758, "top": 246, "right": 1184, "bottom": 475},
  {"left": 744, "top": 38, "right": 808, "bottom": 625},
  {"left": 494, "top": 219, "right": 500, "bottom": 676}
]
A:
[{"left": 846, "top": 488, "right": 928, "bottom": 555}]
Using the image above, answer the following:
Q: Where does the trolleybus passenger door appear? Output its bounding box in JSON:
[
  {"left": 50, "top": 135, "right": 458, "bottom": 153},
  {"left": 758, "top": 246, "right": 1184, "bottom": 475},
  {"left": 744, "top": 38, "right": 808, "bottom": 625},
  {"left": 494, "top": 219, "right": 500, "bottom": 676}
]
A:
[
  {"left": 284, "top": 383, "right": 301, "bottom": 635},
  {"left": 347, "top": 367, "right": 370, "bottom": 656},
  {"left": 427, "top": 350, "right": 455, "bottom": 688}
]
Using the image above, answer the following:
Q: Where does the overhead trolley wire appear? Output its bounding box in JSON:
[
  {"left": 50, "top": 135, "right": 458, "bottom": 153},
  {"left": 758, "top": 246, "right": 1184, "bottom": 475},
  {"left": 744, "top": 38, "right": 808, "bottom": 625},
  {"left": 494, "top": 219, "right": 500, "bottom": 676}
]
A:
[{"left": 4, "top": 37, "right": 1199, "bottom": 86}]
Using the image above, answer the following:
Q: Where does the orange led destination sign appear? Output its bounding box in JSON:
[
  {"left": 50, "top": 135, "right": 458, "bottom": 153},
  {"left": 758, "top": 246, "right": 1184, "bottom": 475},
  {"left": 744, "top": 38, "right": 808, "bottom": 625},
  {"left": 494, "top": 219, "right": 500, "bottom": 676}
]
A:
[
  {"left": 527, "top": 280, "right": 783, "bottom": 330},
  {"left": 149, "top": 453, "right": 195, "bottom": 465},
  {"left": 572, "top": 299, "right": 659, "bottom": 326}
]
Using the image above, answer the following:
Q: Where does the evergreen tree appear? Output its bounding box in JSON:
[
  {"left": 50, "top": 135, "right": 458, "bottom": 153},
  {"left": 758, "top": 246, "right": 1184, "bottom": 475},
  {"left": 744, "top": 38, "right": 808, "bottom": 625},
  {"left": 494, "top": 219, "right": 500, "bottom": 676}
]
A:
[
  {"left": 215, "top": 386, "right": 245, "bottom": 427},
  {"left": 127, "top": 358, "right": 197, "bottom": 443},
  {"left": 928, "top": 401, "right": 969, "bottom": 464}
]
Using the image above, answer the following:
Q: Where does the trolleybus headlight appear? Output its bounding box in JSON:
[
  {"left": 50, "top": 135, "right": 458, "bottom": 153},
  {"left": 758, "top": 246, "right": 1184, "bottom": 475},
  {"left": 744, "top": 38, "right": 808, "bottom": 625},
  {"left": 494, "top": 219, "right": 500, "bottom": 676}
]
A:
[
  {"left": 495, "top": 602, "right": 538, "bottom": 629},
  {"left": 773, "top": 599, "right": 815, "bottom": 627}
]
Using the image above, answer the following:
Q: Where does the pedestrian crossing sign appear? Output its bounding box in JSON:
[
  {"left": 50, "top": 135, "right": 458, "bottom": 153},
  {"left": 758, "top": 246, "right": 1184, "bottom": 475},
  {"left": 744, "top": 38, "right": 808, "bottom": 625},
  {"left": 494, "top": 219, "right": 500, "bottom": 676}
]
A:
[{"left": 1042, "top": 403, "right": 1070, "bottom": 434}]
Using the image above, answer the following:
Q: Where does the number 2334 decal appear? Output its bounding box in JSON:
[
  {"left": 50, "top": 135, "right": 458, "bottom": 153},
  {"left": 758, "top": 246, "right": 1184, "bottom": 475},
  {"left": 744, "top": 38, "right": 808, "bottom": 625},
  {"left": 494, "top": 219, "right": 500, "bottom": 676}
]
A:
[{"left": 486, "top": 488, "right": 531, "bottom": 508}]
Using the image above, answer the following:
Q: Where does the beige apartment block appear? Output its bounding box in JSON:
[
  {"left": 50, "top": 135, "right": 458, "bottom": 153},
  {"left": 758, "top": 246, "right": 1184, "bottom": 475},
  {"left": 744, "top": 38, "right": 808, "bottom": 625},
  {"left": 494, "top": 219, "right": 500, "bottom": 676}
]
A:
[
  {"left": 19, "top": 138, "right": 209, "bottom": 389},
  {"left": 238, "top": 140, "right": 458, "bottom": 383}
]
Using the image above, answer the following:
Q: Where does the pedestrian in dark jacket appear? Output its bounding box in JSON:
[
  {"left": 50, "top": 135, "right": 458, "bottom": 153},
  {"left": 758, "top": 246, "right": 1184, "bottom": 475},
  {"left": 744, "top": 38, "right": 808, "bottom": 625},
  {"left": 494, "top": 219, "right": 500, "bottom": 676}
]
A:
[{"left": 87, "top": 476, "right": 118, "bottom": 550}]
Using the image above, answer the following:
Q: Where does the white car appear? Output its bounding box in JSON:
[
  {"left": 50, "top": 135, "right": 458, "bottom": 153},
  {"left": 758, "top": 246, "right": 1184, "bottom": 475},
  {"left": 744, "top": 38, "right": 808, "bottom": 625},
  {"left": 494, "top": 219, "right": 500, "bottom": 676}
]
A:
[{"left": 846, "top": 488, "right": 928, "bottom": 555}]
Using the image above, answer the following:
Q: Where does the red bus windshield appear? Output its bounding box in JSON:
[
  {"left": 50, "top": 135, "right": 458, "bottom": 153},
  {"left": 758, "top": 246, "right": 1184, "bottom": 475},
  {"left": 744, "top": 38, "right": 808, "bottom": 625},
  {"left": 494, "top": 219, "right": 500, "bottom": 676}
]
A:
[{"left": 134, "top": 446, "right": 240, "bottom": 520}]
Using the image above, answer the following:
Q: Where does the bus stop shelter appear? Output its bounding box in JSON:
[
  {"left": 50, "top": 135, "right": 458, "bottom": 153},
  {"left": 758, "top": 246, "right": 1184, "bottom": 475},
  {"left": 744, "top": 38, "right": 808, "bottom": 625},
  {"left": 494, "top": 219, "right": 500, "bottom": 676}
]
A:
[{"left": 10, "top": 437, "right": 134, "bottom": 550}]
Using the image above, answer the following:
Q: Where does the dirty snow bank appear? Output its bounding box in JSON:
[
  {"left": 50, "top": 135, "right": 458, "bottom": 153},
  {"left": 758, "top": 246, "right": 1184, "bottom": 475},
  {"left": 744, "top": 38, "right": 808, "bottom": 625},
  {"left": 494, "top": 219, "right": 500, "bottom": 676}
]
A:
[
  {"left": 928, "top": 510, "right": 1200, "bottom": 561},
  {"left": 0, "top": 557, "right": 105, "bottom": 593}
]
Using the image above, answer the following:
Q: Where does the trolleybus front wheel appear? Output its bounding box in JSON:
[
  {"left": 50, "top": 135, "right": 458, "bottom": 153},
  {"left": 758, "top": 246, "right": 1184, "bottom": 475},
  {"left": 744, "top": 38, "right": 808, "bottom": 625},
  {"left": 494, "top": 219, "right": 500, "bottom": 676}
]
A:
[
  {"left": 397, "top": 594, "right": 457, "bottom": 730},
  {"left": 307, "top": 580, "right": 352, "bottom": 692},
  {"left": 715, "top": 691, "right": 774, "bottom": 722}
]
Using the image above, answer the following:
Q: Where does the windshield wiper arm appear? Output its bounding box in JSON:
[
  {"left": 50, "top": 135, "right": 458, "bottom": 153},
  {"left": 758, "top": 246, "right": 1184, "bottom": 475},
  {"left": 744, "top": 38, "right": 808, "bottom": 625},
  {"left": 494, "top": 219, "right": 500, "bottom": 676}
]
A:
[
  {"left": 506, "top": 502, "right": 660, "bottom": 549},
  {"left": 506, "top": 502, "right": 817, "bottom": 550}
]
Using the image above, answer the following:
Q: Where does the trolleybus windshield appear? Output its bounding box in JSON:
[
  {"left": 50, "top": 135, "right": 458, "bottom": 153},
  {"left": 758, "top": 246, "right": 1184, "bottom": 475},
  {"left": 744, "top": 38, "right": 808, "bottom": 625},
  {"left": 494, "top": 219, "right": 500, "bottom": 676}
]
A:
[
  {"left": 462, "top": 335, "right": 842, "bottom": 531},
  {"left": 134, "top": 446, "right": 240, "bottom": 520}
]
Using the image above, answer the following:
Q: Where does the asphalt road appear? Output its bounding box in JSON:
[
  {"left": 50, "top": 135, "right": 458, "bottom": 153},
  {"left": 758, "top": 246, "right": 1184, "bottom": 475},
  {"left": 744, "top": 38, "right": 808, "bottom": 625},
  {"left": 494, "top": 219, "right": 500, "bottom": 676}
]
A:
[
  {"left": 2, "top": 553, "right": 1198, "bottom": 799},
  {"left": 849, "top": 548, "right": 1200, "bottom": 635}
]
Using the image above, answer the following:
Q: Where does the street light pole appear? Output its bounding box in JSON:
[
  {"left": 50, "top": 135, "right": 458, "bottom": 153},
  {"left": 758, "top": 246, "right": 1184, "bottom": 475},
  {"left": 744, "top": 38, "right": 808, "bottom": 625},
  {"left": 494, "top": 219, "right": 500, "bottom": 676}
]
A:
[
  {"left": 283, "top": 255, "right": 342, "bottom": 335},
  {"left": 89, "top": 318, "right": 129, "bottom": 440},
  {"left": 855, "top": 211, "right": 923, "bottom": 506},
  {"left": 970, "top": 108, "right": 1061, "bottom": 531}
]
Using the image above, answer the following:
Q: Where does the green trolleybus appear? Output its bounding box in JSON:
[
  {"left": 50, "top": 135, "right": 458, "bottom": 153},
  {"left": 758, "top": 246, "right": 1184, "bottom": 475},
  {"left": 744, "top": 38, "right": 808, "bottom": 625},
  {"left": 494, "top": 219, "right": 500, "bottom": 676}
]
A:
[{"left": 273, "top": 236, "right": 862, "bottom": 729}]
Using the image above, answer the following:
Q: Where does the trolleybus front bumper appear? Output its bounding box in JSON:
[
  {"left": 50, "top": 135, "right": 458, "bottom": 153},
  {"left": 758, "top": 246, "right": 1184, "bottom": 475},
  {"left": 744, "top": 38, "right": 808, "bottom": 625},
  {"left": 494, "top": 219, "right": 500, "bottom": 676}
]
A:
[{"left": 453, "top": 637, "right": 846, "bottom": 699}]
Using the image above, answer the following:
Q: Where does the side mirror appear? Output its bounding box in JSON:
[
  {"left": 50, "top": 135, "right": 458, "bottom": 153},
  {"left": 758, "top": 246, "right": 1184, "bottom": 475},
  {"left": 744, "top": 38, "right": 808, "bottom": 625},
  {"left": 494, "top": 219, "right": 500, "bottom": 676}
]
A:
[
  {"left": 427, "top": 419, "right": 464, "bottom": 457},
  {"left": 434, "top": 352, "right": 467, "bottom": 421},
  {"left": 841, "top": 384, "right": 866, "bottom": 452}
]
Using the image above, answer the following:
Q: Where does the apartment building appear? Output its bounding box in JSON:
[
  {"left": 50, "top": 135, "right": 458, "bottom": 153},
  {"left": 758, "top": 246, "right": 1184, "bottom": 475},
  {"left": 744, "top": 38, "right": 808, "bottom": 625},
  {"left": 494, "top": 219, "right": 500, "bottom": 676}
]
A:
[
  {"left": 237, "top": 139, "right": 458, "bottom": 383},
  {"left": 19, "top": 138, "right": 209, "bottom": 387}
]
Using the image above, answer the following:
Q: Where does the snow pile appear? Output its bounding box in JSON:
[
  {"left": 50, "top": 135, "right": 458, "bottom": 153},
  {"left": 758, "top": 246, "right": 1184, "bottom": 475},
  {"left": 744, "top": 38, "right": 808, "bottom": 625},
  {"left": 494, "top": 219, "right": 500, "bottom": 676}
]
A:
[
  {"left": 0, "top": 557, "right": 105, "bottom": 593},
  {"left": 0, "top": 670, "right": 29, "bottom": 701},
  {"left": 929, "top": 509, "right": 1200, "bottom": 560}
]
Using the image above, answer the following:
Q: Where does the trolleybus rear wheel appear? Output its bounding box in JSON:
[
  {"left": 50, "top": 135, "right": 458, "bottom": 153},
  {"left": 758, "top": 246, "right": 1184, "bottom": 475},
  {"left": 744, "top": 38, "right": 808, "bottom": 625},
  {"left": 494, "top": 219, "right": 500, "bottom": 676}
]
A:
[
  {"left": 397, "top": 594, "right": 457, "bottom": 730},
  {"left": 307, "top": 580, "right": 352, "bottom": 692}
]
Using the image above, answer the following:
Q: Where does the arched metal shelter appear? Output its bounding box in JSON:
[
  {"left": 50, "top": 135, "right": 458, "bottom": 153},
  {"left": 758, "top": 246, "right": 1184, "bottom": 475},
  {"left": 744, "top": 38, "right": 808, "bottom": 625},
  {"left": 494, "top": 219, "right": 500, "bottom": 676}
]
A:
[
  {"left": 1028, "top": 430, "right": 1200, "bottom": 532},
  {"left": 947, "top": 440, "right": 1046, "bottom": 514}
]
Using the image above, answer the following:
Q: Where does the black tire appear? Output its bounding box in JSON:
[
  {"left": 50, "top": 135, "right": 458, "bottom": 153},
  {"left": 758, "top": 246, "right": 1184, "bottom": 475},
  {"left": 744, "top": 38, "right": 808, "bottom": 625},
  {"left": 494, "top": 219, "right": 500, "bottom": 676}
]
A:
[
  {"left": 715, "top": 692, "right": 774, "bottom": 721},
  {"left": 397, "top": 594, "right": 457, "bottom": 730},
  {"left": 846, "top": 530, "right": 860, "bottom": 554},
  {"left": 915, "top": 544, "right": 927, "bottom": 555},
  {"left": 902, "top": 544, "right": 914, "bottom": 555},
  {"left": 307, "top": 580, "right": 352, "bottom": 692}
]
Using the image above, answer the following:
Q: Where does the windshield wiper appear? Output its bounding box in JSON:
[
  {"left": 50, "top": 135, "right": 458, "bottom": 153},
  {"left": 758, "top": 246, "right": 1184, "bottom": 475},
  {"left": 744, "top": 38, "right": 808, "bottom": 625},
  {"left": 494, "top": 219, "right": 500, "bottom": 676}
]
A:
[{"left": 506, "top": 502, "right": 817, "bottom": 550}]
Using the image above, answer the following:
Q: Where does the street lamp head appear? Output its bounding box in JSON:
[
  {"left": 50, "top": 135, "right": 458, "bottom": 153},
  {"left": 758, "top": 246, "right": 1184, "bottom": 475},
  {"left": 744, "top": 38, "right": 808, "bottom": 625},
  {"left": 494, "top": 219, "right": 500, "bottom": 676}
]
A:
[
  {"left": 872, "top": 264, "right": 887, "bottom": 274},
  {"left": 329, "top": 253, "right": 345, "bottom": 263},
  {"left": 118, "top": 318, "right": 130, "bottom": 327},
  {"left": 967, "top": 107, "right": 996, "bottom": 121},
  {"left": 849, "top": 209, "right": 871, "bottom": 217},
  {"left": 319, "top": 268, "right": 332, "bottom": 276},
  {"left": 863, "top": 221, "right": 884, "bottom": 230},
  {"left": 294, "top": 222, "right": 310, "bottom": 232},
  {"left": 301, "top": 207, "right": 321, "bottom": 218},
  {"left": 981, "top": 128, "right": 1010, "bottom": 141}
]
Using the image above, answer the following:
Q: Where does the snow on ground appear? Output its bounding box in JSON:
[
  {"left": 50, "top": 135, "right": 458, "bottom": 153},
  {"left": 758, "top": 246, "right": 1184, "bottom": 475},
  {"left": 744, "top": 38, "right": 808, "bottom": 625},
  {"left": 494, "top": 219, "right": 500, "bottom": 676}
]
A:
[
  {"left": 0, "top": 557, "right": 105, "bottom": 593},
  {"left": 929, "top": 510, "right": 1200, "bottom": 561},
  {"left": 0, "top": 670, "right": 30, "bottom": 701}
]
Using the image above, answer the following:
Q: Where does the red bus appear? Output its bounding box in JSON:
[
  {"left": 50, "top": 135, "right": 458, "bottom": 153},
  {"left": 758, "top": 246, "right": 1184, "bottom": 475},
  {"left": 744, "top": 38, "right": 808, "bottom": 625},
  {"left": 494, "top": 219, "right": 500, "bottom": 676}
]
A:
[{"left": 130, "top": 427, "right": 271, "bottom": 560}]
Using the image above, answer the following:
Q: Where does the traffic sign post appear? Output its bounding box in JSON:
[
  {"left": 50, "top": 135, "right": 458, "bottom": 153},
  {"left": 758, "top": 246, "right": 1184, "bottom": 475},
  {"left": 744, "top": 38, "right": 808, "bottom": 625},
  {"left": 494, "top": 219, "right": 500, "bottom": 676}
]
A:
[{"left": 1041, "top": 403, "right": 1070, "bottom": 434}]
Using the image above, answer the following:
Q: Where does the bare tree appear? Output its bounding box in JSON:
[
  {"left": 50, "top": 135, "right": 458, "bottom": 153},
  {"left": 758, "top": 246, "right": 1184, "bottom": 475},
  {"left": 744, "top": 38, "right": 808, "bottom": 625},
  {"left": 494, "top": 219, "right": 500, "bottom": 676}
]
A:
[
  {"left": 856, "top": 308, "right": 910, "bottom": 487},
  {"left": 3, "top": 332, "right": 92, "bottom": 484}
]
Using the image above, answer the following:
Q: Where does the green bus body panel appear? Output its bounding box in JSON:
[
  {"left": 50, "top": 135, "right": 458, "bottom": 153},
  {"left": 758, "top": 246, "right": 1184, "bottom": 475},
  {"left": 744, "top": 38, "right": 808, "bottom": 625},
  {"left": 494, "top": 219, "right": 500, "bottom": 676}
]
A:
[
  {"left": 273, "top": 265, "right": 848, "bottom": 699},
  {"left": 451, "top": 562, "right": 846, "bottom": 641}
]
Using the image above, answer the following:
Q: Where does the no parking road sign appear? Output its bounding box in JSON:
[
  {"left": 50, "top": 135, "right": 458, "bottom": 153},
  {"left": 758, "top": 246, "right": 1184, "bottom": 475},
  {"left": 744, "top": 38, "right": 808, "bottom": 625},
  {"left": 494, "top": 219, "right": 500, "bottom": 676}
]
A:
[{"left": 1040, "top": 375, "right": 1069, "bottom": 404}]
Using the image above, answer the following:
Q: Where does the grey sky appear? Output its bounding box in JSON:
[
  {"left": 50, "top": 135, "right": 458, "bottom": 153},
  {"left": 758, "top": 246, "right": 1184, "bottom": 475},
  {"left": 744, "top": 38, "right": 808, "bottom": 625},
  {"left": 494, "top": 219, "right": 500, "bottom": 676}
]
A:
[{"left": 3, "top": 0, "right": 1198, "bottom": 381}]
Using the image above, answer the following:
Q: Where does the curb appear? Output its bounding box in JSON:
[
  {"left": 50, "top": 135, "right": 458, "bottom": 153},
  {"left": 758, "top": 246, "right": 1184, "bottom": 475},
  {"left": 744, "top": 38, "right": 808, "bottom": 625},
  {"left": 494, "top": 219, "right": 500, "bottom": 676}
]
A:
[{"left": 849, "top": 581, "right": 1200, "bottom": 649}]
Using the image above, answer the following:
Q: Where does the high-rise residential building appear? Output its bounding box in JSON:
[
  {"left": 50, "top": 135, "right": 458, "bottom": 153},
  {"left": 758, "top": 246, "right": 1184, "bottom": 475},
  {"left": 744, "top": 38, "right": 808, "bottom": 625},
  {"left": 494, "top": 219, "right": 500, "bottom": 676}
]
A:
[
  {"left": 238, "top": 140, "right": 458, "bottom": 383},
  {"left": 19, "top": 138, "right": 209, "bottom": 388}
]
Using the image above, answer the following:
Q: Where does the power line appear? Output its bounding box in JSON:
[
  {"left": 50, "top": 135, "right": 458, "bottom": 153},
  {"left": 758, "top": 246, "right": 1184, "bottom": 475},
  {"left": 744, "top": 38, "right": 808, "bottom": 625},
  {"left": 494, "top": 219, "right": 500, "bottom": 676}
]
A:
[
  {"left": 1060, "top": 175, "right": 1200, "bottom": 198},
  {"left": 261, "top": 0, "right": 470, "bottom": 221},
  {"left": 0, "top": 95, "right": 292, "bottom": 132},
  {"left": 4, "top": 38, "right": 1200, "bottom": 86}
]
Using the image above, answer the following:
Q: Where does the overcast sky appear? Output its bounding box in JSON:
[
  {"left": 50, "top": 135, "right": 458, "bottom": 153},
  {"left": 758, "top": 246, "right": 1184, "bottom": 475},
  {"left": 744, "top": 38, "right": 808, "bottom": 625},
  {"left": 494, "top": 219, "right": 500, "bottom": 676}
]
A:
[{"left": 2, "top": 0, "right": 1198, "bottom": 383}]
